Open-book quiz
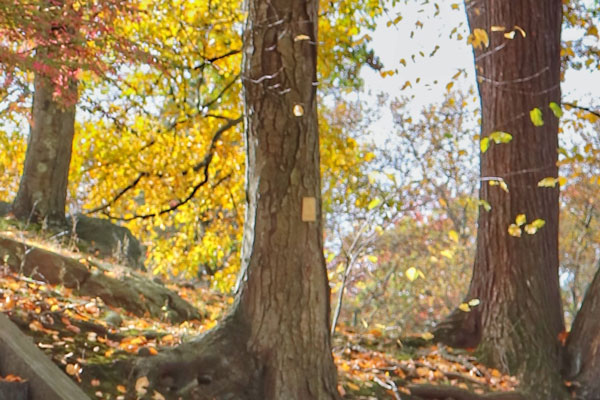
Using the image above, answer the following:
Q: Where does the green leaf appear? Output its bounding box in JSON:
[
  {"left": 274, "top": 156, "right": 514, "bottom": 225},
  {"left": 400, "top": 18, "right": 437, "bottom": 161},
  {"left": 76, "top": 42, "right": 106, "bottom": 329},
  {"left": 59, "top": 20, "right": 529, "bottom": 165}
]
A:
[
  {"left": 530, "top": 107, "right": 544, "bottom": 126},
  {"left": 549, "top": 102, "right": 563, "bottom": 118}
]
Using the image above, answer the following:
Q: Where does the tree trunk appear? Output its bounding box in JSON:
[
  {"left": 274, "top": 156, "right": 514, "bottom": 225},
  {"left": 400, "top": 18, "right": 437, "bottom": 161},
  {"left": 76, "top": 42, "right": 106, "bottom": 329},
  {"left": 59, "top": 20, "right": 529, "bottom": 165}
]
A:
[
  {"left": 563, "top": 264, "right": 600, "bottom": 398},
  {"left": 435, "top": 1, "right": 566, "bottom": 397},
  {"left": 12, "top": 69, "right": 77, "bottom": 227},
  {"left": 131, "top": 1, "right": 340, "bottom": 399}
]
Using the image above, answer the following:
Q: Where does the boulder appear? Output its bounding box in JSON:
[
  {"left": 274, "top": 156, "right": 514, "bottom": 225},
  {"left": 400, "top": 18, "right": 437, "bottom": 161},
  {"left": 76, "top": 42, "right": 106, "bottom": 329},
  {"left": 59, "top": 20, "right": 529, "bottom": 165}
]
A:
[{"left": 69, "top": 214, "right": 145, "bottom": 270}]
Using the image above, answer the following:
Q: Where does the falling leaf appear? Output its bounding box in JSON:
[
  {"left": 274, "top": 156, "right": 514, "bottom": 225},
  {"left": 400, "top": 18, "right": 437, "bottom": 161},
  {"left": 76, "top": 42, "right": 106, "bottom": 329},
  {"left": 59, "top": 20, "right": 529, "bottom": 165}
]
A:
[
  {"left": 448, "top": 230, "right": 459, "bottom": 243},
  {"left": 368, "top": 198, "right": 382, "bottom": 210},
  {"left": 489, "top": 131, "right": 512, "bottom": 144},
  {"left": 293, "top": 104, "right": 304, "bottom": 117},
  {"left": 479, "top": 200, "right": 492, "bottom": 211},
  {"left": 117, "top": 385, "right": 127, "bottom": 393},
  {"left": 293, "top": 34, "right": 311, "bottom": 42},
  {"left": 530, "top": 107, "right": 544, "bottom": 126},
  {"left": 508, "top": 224, "right": 522, "bottom": 237},
  {"left": 504, "top": 31, "right": 516, "bottom": 39},
  {"left": 538, "top": 177, "right": 557, "bottom": 187},
  {"left": 514, "top": 25, "right": 526, "bottom": 37},
  {"left": 468, "top": 298, "right": 480, "bottom": 307},
  {"left": 458, "top": 303, "right": 471, "bottom": 312},
  {"left": 480, "top": 137, "right": 490, "bottom": 153},
  {"left": 549, "top": 102, "right": 563, "bottom": 118},
  {"left": 491, "top": 25, "right": 506, "bottom": 32},
  {"left": 421, "top": 332, "right": 434, "bottom": 340},
  {"left": 515, "top": 214, "right": 526, "bottom": 226},
  {"left": 468, "top": 28, "right": 489, "bottom": 49},
  {"left": 531, "top": 219, "right": 545, "bottom": 229}
]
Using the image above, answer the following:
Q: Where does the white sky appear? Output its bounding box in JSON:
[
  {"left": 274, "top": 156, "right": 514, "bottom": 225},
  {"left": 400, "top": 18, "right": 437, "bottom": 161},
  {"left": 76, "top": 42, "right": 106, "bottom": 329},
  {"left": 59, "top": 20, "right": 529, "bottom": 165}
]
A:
[{"left": 360, "top": 1, "right": 600, "bottom": 134}]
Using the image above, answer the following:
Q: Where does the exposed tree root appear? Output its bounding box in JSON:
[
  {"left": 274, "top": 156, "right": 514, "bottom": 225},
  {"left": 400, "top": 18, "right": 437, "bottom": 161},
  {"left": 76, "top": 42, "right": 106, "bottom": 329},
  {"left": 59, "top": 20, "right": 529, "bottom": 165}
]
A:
[
  {"left": 432, "top": 307, "right": 481, "bottom": 349},
  {"left": 130, "top": 315, "right": 263, "bottom": 400},
  {"left": 408, "top": 384, "right": 526, "bottom": 400}
]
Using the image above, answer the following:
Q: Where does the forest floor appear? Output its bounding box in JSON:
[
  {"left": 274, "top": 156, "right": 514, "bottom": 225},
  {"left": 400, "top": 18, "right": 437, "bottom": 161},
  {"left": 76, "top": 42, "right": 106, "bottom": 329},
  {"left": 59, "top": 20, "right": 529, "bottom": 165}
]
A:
[{"left": 0, "top": 220, "right": 522, "bottom": 400}]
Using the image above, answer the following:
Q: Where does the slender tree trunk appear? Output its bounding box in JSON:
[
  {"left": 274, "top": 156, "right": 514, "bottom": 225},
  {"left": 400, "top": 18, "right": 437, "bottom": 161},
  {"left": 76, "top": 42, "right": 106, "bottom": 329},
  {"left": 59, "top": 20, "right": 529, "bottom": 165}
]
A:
[
  {"left": 435, "top": 1, "right": 566, "bottom": 397},
  {"left": 132, "top": 1, "right": 340, "bottom": 398},
  {"left": 12, "top": 69, "right": 77, "bottom": 227},
  {"left": 563, "top": 263, "right": 600, "bottom": 398}
]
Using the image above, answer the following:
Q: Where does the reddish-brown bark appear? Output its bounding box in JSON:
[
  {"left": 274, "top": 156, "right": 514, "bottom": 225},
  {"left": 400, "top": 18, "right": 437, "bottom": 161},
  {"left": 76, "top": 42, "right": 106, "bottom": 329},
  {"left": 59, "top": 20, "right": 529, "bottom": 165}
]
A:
[{"left": 435, "top": 1, "right": 566, "bottom": 397}]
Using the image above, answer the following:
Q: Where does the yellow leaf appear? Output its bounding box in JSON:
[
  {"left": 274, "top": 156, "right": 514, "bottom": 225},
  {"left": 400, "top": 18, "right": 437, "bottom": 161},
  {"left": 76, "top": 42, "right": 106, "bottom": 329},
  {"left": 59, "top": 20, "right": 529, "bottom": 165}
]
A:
[
  {"left": 515, "top": 214, "right": 526, "bottom": 226},
  {"left": 458, "top": 303, "right": 471, "bottom": 312},
  {"left": 448, "top": 230, "right": 459, "bottom": 243},
  {"left": 422, "top": 332, "right": 435, "bottom": 340},
  {"left": 468, "top": 298, "right": 480, "bottom": 307},
  {"left": 524, "top": 224, "right": 538, "bottom": 235},
  {"left": 480, "top": 137, "right": 490, "bottom": 153},
  {"left": 538, "top": 177, "right": 557, "bottom": 187},
  {"left": 558, "top": 176, "right": 567, "bottom": 187},
  {"left": 406, "top": 267, "right": 424, "bottom": 281},
  {"left": 367, "top": 198, "right": 382, "bottom": 210},
  {"left": 531, "top": 219, "right": 545, "bottom": 229},
  {"left": 514, "top": 25, "right": 526, "bottom": 37},
  {"left": 491, "top": 25, "right": 506, "bottom": 32},
  {"left": 440, "top": 249, "right": 454, "bottom": 259},
  {"left": 508, "top": 224, "right": 522, "bottom": 237},
  {"left": 367, "top": 255, "right": 378, "bottom": 263},
  {"left": 530, "top": 107, "right": 544, "bottom": 126},
  {"left": 504, "top": 31, "right": 516, "bottom": 39},
  {"left": 294, "top": 34, "right": 311, "bottom": 42},
  {"left": 293, "top": 104, "right": 304, "bottom": 116}
]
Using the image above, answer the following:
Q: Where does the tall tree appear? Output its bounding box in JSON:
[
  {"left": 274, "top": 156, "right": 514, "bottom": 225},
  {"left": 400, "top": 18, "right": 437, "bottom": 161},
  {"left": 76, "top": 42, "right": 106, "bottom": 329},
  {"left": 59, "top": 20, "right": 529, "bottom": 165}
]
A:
[
  {"left": 434, "top": 1, "right": 566, "bottom": 397},
  {"left": 131, "top": 0, "right": 340, "bottom": 398},
  {"left": 11, "top": 59, "right": 77, "bottom": 226}
]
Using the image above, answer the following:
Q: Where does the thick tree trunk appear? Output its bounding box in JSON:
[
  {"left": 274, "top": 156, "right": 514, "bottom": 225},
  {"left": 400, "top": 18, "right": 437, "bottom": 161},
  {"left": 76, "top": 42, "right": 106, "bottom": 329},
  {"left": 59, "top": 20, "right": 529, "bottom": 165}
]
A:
[
  {"left": 435, "top": 1, "right": 566, "bottom": 397},
  {"left": 132, "top": 1, "right": 340, "bottom": 399},
  {"left": 12, "top": 70, "right": 76, "bottom": 227},
  {"left": 563, "top": 265, "right": 600, "bottom": 398}
]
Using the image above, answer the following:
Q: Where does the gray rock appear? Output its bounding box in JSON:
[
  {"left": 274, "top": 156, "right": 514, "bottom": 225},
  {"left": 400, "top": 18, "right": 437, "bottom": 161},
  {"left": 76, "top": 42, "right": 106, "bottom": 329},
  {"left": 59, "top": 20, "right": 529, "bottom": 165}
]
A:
[
  {"left": 0, "top": 201, "right": 11, "bottom": 217},
  {"left": 69, "top": 214, "right": 145, "bottom": 270}
]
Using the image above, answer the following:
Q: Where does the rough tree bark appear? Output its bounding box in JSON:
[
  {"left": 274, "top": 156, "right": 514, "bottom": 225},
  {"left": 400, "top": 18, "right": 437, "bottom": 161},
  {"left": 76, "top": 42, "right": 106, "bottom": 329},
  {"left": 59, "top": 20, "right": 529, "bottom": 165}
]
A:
[
  {"left": 434, "top": 1, "right": 567, "bottom": 398},
  {"left": 563, "top": 265, "right": 600, "bottom": 398},
  {"left": 131, "top": 1, "right": 340, "bottom": 399},
  {"left": 11, "top": 54, "right": 77, "bottom": 227}
]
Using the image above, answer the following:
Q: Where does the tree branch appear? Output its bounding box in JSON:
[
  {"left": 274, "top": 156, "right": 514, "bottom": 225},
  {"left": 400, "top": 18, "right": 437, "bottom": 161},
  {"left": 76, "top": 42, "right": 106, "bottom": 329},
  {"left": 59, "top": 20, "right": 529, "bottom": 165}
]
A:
[
  {"left": 563, "top": 102, "right": 600, "bottom": 119},
  {"left": 94, "top": 117, "right": 243, "bottom": 221}
]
